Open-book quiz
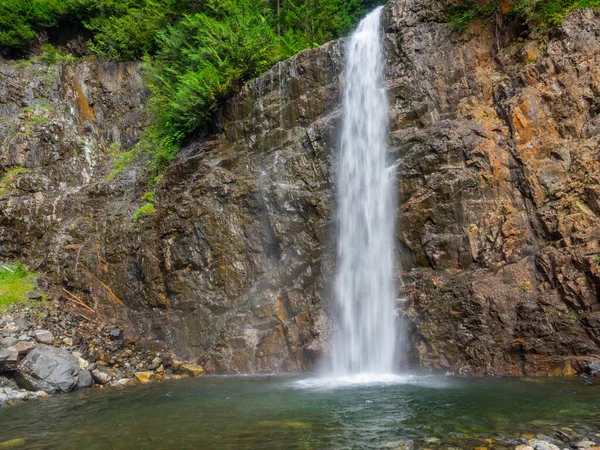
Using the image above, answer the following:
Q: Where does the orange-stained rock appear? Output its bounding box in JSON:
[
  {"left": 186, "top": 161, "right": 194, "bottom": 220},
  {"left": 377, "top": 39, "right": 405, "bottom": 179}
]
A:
[{"left": 180, "top": 364, "right": 205, "bottom": 377}]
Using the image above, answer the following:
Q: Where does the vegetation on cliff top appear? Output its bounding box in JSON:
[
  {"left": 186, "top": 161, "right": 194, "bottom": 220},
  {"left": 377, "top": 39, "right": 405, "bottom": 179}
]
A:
[{"left": 448, "top": 0, "right": 600, "bottom": 30}]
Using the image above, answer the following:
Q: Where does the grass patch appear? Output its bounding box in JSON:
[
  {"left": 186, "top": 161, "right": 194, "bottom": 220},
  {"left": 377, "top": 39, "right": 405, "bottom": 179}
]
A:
[{"left": 0, "top": 263, "right": 37, "bottom": 311}]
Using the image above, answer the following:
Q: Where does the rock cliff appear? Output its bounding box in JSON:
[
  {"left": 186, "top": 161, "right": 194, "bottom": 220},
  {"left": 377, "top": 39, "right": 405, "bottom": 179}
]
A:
[{"left": 1, "top": 0, "right": 599, "bottom": 375}]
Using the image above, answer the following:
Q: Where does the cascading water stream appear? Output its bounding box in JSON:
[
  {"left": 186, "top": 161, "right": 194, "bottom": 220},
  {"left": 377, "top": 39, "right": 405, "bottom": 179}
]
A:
[{"left": 326, "top": 6, "right": 400, "bottom": 379}]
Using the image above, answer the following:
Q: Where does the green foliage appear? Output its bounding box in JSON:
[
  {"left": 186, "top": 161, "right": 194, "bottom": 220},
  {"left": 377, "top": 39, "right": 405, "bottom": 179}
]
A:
[
  {"left": 273, "top": 0, "right": 381, "bottom": 54},
  {"left": 0, "top": 262, "right": 37, "bottom": 310},
  {"left": 447, "top": 0, "right": 600, "bottom": 30},
  {"left": 141, "top": 190, "right": 155, "bottom": 203},
  {"left": 132, "top": 203, "right": 156, "bottom": 222},
  {"left": 34, "top": 43, "right": 78, "bottom": 64},
  {"left": 594, "top": 255, "right": 600, "bottom": 264},
  {"left": 144, "top": 0, "right": 281, "bottom": 168},
  {"left": 85, "top": 0, "right": 193, "bottom": 60},
  {"left": 0, "top": 0, "right": 88, "bottom": 48}
]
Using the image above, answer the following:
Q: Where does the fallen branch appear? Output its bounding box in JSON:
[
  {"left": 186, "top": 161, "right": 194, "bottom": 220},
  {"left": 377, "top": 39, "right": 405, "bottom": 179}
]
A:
[
  {"left": 1, "top": 265, "right": 14, "bottom": 272},
  {"left": 61, "top": 288, "right": 96, "bottom": 314},
  {"left": 82, "top": 267, "right": 125, "bottom": 307}
]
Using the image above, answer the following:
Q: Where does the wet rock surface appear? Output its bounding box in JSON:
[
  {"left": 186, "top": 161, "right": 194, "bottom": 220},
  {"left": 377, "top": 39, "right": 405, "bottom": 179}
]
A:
[{"left": 0, "top": 0, "right": 599, "bottom": 375}]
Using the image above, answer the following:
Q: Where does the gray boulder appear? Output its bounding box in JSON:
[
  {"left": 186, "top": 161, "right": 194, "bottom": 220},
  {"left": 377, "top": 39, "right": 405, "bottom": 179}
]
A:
[
  {"left": 528, "top": 439, "right": 560, "bottom": 450},
  {"left": 0, "top": 337, "right": 17, "bottom": 348},
  {"left": 13, "top": 318, "right": 30, "bottom": 331},
  {"left": 0, "top": 348, "right": 18, "bottom": 372},
  {"left": 91, "top": 367, "right": 112, "bottom": 385},
  {"left": 74, "top": 370, "right": 93, "bottom": 391},
  {"left": 33, "top": 330, "right": 54, "bottom": 345},
  {"left": 15, "top": 344, "right": 80, "bottom": 393},
  {"left": 9, "top": 340, "right": 36, "bottom": 356}
]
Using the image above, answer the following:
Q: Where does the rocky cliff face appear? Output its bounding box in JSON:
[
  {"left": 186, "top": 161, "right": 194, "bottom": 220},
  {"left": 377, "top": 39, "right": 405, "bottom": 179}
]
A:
[
  {"left": 1, "top": 0, "right": 599, "bottom": 375},
  {"left": 384, "top": 3, "right": 600, "bottom": 375}
]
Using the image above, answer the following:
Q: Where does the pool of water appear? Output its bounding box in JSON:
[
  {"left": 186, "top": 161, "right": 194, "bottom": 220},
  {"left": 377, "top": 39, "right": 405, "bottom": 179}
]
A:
[{"left": 1, "top": 375, "right": 599, "bottom": 449}]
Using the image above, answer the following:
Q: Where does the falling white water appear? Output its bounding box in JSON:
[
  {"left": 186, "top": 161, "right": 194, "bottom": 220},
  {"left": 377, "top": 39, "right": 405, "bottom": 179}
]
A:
[{"left": 327, "top": 6, "right": 398, "bottom": 379}]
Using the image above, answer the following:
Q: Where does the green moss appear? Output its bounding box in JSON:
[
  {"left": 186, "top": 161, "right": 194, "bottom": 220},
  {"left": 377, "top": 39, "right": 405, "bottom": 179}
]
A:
[
  {"left": 0, "top": 263, "right": 38, "bottom": 311},
  {"left": 132, "top": 203, "right": 156, "bottom": 222},
  {"left": 594, "top": 255, "right": 600, "bottom": 264},
  {"left": 107, "top": 147, "right": 138, "bottom": 180},
  {"left": 0, "top": 167, "right": 29, "bottom": 197}
]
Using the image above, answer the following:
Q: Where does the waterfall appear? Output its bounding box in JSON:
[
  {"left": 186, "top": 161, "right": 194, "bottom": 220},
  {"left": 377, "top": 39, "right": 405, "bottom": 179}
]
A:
[{"left": 328, "top": 6, "right": 398, "bottom": 377}]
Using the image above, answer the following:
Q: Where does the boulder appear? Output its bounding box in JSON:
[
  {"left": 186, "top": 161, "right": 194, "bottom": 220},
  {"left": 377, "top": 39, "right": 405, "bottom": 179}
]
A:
[
  {"left": 91, "top": 367, "right": 112, "bottom": 385},
  {"left": 9, "top": 341, "right": 36, "bottom": 356},
  {"left": 180, "top": 364, "right": 205, "bottom": 377},
  {"left": 12, "top": 318, "right": 30, "bottom": 331},
  {"left": 134, "top": 371, "right": 155, "bottom": 383},
  {"left": 0, "top": 348, "right": 17, "bottom": 372},
  {"left": 109, "top": 327, "right": 122, "bottom": 341},
  {"left": 33, "top": 330, "right": 54, "bottom": 345},
  {"left": 0, "top": 337, "right": 17, "bottom": 349},
  {"left": 25, "top": 291, "right": 42, "bottom": 300},
  {"left": 15, "top": 344, "right": 80, "bottom": 393},
  {"left": 583, "top": 362, "right": 600, "bottom": 376},
  {"left": 528, "top": 439, "right": 560, "bottom": 450},
  {"left": 74, "top": 370, "right": 93, "bottom": 391}
]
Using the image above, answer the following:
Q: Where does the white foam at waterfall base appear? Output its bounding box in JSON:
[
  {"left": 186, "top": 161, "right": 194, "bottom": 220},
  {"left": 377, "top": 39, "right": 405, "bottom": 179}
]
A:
[
  {"left": 322, "top": 5, "right": 402, "bottom": 381},
  {"left": 294, "top": 373, "right": 415, "bottom": 390}
]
